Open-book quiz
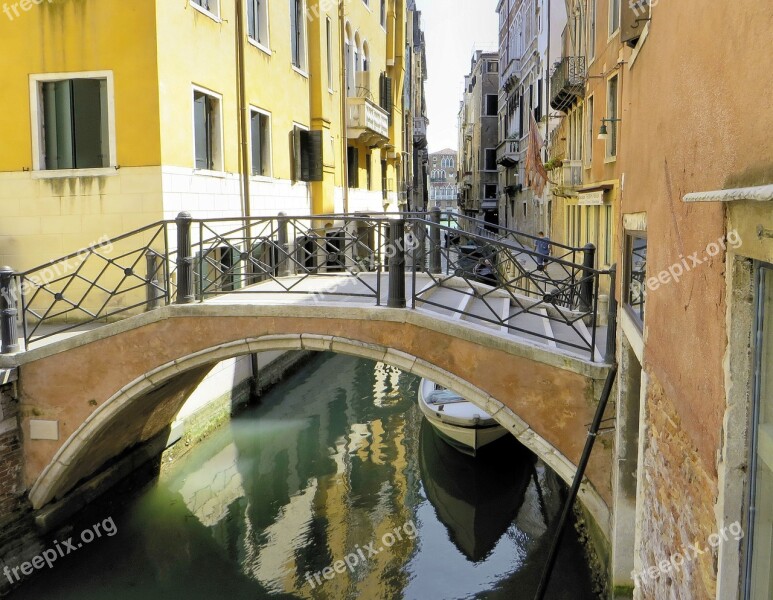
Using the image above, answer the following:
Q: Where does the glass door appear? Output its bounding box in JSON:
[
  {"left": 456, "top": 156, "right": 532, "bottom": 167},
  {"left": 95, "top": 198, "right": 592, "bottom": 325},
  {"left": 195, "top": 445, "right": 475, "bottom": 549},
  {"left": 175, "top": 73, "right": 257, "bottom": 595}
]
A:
[{"left": 747, "top": 263, "right": 772, "bottom": 599}]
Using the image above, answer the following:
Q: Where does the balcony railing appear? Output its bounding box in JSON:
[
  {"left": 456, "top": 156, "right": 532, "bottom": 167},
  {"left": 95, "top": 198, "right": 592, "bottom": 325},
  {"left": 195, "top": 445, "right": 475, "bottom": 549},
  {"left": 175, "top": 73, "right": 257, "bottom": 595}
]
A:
[
  {"left": 347, "top": 97, "right": 390, "bottom": 146},
  {"left": 550, "top": 56, "right": 586, "bottom": 112},
  {"left": 551, "top": 159, "right": 583, "bottom": 196}
]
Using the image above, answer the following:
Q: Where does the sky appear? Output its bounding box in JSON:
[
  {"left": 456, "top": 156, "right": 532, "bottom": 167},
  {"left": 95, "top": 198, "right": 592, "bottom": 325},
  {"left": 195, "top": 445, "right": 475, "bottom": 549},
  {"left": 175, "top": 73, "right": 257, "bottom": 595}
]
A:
[{"left": 415, "top": 0, "right": 499, "bottom": 153}]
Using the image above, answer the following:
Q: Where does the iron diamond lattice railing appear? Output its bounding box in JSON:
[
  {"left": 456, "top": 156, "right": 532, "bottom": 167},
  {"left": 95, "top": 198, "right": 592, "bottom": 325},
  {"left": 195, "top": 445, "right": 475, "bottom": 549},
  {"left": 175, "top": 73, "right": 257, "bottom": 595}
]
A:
[{"left": 0, "top": 211, "right": 613, "bottom": 362}]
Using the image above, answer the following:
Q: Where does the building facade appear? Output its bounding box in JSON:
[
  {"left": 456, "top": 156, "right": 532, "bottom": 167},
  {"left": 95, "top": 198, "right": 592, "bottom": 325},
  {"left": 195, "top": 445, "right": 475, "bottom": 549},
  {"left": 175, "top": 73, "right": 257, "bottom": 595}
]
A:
[
  {"left": 457, "top": 51, "right": 499, "bottom": 226},
  {"left": 406, "top": 0, "right": 429, "bottom": 213},
  {"left": 428, "top": 149, "right": 458, "bottom": 211},
  {"left": 0, "top": 0, "right": 416, "bottom": 273},
  {"left": 495, "top": 0, "right": 565, "bottom": 238}
]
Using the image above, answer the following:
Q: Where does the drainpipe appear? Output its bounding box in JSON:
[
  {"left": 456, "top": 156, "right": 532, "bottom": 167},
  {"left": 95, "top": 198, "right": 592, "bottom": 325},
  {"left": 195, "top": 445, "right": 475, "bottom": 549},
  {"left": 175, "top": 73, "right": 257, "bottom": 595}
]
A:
[
  {"left": 340, "top": 1, "right": 349, "bottom": 214},
  {"left": 235, "top": 0, "right": 259, "bottom": 395}
]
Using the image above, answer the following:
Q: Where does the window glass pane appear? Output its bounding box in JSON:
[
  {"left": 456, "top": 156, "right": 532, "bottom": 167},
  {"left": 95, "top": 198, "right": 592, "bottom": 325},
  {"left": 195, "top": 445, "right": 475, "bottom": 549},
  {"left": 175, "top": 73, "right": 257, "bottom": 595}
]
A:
[
  {"left": 72, "top": 79, "right": 106, "bottom": 168},
  {"left": 251, "top": 112, "right": 262, "bottom": 176},
  {"left": 625, "top": 234, "right": 647, "bottom": 325},
  {"left": 42, "top": 80, "right": 74, "bottom": 170},
  {"left": 750, "top": 265, "right": 773, "bottom": 599}
]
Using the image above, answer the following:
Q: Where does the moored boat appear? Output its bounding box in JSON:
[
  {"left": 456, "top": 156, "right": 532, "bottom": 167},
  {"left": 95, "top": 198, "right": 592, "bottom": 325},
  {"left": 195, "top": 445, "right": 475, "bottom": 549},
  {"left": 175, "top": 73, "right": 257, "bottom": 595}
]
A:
[{"left": 418, "top": 378, "right": 508, "bottom": 456}]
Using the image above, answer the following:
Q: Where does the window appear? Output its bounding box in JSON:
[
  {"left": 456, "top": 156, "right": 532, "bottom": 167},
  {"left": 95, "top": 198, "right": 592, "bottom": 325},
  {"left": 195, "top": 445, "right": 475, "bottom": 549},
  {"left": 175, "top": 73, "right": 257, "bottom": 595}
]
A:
[
  {"left": 326, "top": 18, "right": 334, "bottom": 90},
  {"left": 484, "top": 184, "right": 497, "bottom": 199},
  {"left": 609, "top": 0, "right": 620, "bottom": 35},
  {"left": 35, "top": 76, "right": 112, "bottom": 171},
  {"left": 247, "top": 0, "right": 268, "bottom": 47},
  {"left": 604, "top": 204, "right": 612, "bottom": 264},
  {"left": 292, "top": 125, "right": 323, "bottom": 182},
  {"left": 606, "top": 75, "right": 618, "bottom": 158},
  {"left": 347, "top": 146, "right": 359, "bottom": 188},
  {"left": 250, "top": 109, "right": 271, "bottom": 177},
  {"left": 380, "top": 0, "right": 386, "bottom": 28},
  {"left": 379, "top": 73, "right": 393, "bottom": 124},
  {"left": 589, "top": 0, "right": 596, "bottom": 59},
  {"left": 290, "top": 0, "right": 307, "bottom": 71},
  {"left": 624, "top": 232, "right": 647, "bottom": 326},
  {"left": 193, "top": 89, "right": 223, "bottom": 171},
  {"left": 485, "top": 94, "right": 498, "bottom": 116},
  {"left": 487, "top": 61, "right": 498, "bottom": 73},
  {"left": 746, "top": 264, "right": 773, "bottom": 600},
  {"left": 381, "top": 159, "right": 388, "bottom": 200},
  {"left": 366, "top": 154, "right": 372, "bottom": 190},
  {"left": 586, "top": 95, "right": 594, "bottom": 165},
  {"left": 484, "top": 148, "right": 497, "bottom": 171},
  {"left": 192, "top": 0, "right": 220, "bottom": 18}
]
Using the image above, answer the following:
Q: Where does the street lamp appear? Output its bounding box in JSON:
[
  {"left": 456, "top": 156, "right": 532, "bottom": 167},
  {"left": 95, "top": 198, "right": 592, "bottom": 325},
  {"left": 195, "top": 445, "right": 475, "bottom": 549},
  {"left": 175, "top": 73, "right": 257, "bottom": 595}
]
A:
[{"left": 598, "top": 118, "right": 622, "bottom": 140}]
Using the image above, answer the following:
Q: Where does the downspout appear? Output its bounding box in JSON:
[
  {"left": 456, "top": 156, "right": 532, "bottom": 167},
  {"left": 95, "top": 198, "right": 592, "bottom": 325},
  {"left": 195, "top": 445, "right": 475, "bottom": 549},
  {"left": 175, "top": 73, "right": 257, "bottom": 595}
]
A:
[
  {"left": 235, "top": 0, "right": 259, "bottom": 398},
  {"left": 236, "top": 0, "right": 251, "bottom": 220},
  {"left": 339, "top": 0, "right": 349, "bottom": 213}
]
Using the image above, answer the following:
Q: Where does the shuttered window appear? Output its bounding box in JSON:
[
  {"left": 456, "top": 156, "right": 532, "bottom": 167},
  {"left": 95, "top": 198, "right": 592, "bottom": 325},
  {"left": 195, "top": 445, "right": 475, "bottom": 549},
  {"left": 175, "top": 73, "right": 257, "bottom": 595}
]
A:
[
  {"left": 41, "top": 79, "right": 108, "bottom": 170},
  {"left": 347, "top": 147, "right": 359, "bottom": 188},
  {"left": 194, "top": 91, "right": 221, "bottom": 171},
  {"left": 293, "top": 127, "right": 323, "bottom": 182},
  {"left": 379, "top": 73, "right": 393, "bottom": 124},
  {"left": 248, "top": 0, "right": 268, "bottom": 47},
  {"left": 250, "top": 110, "right": 271, "bottom": 177}
]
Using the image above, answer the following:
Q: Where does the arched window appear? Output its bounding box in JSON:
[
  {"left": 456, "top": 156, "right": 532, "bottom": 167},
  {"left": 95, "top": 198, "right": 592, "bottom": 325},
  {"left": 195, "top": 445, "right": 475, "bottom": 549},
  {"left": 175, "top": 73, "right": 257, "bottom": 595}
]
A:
[
  {"left": 362, "top": 41, "right": 369, "bottom": 72},
  {"left": 345, "top": 23, "right": 354, "bottom": 97}
]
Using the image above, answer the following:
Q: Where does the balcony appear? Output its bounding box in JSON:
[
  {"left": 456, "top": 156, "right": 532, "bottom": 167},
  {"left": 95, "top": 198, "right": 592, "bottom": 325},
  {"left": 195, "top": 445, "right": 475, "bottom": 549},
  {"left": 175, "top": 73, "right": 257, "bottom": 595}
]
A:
[
  {"left": 413, "top": 116, "right": 428, "bottom": 149},
  {"left": 550, "top": 56, "right": 586, "bottom": 112},
  {"left": 347, "top": 97, "right": 390, "bottom": 147},
  {"left": 550, "top": 159, "right": 583, "bottom": 197},
  {"left": 500, "top": 57, "right": 521, "bottom": 92},
  {"left": 497, "top": 139, "right": 520, "bottom": 168}
]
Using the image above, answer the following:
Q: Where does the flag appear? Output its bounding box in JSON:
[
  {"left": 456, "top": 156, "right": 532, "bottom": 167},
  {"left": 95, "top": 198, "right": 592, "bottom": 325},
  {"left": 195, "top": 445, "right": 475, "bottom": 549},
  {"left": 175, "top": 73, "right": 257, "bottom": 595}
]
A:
[{"left": 524, "top": 112, "right": 548, "bottom": 196}]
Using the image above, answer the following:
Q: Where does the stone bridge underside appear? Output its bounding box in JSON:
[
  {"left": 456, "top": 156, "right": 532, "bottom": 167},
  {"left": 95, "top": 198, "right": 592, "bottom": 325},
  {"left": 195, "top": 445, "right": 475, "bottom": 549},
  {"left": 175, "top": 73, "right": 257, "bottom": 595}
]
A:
[{"left": 3, "top": 303, "right": 613, "bottom": 537}]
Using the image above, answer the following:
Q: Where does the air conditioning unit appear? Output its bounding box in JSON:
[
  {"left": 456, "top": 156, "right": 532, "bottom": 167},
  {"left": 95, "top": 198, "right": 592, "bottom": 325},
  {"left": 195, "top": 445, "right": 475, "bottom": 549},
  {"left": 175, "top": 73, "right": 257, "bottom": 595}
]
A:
[{"left": 355, "top": 72, "right": 371, "bottom": 98}]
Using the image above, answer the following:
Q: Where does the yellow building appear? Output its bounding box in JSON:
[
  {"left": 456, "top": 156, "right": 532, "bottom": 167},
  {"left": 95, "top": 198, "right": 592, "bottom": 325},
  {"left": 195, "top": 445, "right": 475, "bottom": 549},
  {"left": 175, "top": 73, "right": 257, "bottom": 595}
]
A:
[{"left": 0, "top": 0, "right": 409, "bottom": 272}]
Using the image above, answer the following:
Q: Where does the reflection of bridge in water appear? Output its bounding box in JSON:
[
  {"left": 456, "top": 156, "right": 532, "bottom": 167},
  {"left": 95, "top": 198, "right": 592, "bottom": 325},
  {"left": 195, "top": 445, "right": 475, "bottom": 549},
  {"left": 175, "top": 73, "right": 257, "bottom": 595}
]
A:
[{"left": 0, "top": 211, "right": 616, "bottom": 550}]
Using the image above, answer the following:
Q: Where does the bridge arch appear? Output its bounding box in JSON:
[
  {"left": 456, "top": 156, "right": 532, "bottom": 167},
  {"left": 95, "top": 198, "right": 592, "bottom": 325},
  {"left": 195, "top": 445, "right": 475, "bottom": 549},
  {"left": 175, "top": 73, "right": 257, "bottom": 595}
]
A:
[{"left": 15, "top": 305, "right": 611, "bottom": 539}]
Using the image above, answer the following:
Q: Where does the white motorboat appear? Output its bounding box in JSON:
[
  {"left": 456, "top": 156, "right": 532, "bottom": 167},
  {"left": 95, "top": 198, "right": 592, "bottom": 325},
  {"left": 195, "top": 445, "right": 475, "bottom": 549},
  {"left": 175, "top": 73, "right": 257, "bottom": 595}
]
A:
[{"left": 418, "top": 378, "right": 508, "bottom": 456}]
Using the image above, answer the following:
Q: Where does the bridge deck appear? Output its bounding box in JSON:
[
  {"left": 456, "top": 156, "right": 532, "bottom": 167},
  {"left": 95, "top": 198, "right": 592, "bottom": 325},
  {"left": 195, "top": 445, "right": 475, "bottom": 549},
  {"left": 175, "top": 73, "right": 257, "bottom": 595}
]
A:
[{"left": 203, "top": 273, "right": 607, "bottom": 363}]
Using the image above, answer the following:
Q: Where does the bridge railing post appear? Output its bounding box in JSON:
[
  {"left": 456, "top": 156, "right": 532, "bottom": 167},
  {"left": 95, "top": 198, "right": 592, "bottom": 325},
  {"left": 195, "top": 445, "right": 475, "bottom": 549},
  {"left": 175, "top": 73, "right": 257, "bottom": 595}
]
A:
[
  {"left": 605, "top": 264, "right": 618, "bottom": 364},
  {"left": 579, "top": 243, "right": 596, "bottom": 313},
  {"left": 0, "top": 267, "right": 20, "bottom": 354},
  {"left": 277, "top": 212, "right": 290, "bottom": 277},
  {"left": 429, "top": 206, "right": 442, "bottom": 274},
  {"left": 176, "top": 212, "right": 195, "bottom": 304},
  {"left": 145, "top": 251, "right": 163, "bottom": 311},
  {"left": 387, "top": 218, "right": 406, "bottom": 309}
]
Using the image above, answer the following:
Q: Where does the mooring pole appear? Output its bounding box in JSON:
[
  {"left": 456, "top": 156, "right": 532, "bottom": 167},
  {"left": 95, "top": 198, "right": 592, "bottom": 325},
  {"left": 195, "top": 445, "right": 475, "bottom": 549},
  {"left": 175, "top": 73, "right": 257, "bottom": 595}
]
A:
[{"left": 534, "top": 364, "right": 618, "bottom": 600}]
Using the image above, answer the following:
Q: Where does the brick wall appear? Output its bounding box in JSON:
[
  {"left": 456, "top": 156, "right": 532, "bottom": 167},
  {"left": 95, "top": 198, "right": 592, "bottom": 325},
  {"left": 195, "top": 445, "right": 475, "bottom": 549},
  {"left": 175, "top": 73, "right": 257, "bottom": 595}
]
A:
[
  {"left": 636, "top": 378, "right": 718, "bottom": 600},
  {"left": 0, "top": 386, "right": 23, "bottom": 523}
]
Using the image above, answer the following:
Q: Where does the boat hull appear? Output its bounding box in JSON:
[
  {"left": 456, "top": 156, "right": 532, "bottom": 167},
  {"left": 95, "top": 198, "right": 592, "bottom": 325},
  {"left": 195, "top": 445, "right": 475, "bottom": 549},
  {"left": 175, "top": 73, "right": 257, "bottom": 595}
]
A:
[{"left": 418, "top": 378, "right": 508, "bottom": 456}]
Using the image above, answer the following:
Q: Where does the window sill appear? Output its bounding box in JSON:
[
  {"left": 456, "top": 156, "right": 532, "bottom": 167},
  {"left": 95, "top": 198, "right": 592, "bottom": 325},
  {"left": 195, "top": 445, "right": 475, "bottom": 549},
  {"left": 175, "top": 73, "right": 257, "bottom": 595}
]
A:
[
  {"left": 250, "top": 174, "right": 274, "bottom": 183},
  {"left": 247, "top": 37, "right": 272, "bottom": 56},
  {"left": 604, "top": 156, "right": 617, "bottom": 165},
  {"left": 193, "top": 168, "right": 227, "bottom": 178},
  {"left": 31, "top": 167, "right": 119, "bottom": 180},
  {"left": 189, "top": 2, "right": 221, "bottom": 23},
  {"left": 291, "top": 65, "right": 309, "bottom": 79}
]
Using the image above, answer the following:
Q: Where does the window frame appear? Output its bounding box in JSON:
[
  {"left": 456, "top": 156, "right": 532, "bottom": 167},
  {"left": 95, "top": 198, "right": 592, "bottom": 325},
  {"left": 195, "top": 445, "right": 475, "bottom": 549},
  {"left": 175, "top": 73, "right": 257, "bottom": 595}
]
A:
[
  {"left": 623, "top": 231, "right": 647, "bottom": 328},
  {"left": 29, "top": 70, "right": 118, "bottom": 179},
  {"left": 608, "top": 0, "right": 620, "bottom": 37},
  {"left": 191, "top": 0, "right": 221, "bottom": 21},
  {"left": 247, "top": 0, "right": 271, "bottom": 55},
  {"left": 745, "top": 262, "right": 773, "bottom": 600},
  {"left": 484, "top": 148, "right": 497, "bottom": 172},
  {"left": 484, "top": 93, "right": 499, "bottom": 117},
  {"left": 290, "top": 0, "right": 309, "bottom": 75},
  {"left": 605, "top": 74, "right": 619, "bottom": 161},
  {"left": 192, "top": 85, "right": 225, "bottom": 174},
  {"left": 249, "top": 106, "right": 273, "bottom": 180},
  {"left": 326, "top": 16, "right": 334, "bottom": 93}
]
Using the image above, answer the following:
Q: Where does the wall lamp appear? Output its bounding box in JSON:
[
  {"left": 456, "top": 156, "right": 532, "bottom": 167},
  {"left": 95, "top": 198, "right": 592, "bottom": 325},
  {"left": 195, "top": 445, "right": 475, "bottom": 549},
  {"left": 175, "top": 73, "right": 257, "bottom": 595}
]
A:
[{"left": 598, "top": 118, "right": 622, "bottom": 140}]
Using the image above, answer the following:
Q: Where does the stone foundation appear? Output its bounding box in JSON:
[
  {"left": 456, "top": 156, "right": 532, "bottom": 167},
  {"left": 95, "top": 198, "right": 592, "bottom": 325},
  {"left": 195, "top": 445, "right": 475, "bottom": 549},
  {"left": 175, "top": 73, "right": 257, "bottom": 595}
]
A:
[{"left": 635, "top": 377, "right": 718, "bottom": 600}]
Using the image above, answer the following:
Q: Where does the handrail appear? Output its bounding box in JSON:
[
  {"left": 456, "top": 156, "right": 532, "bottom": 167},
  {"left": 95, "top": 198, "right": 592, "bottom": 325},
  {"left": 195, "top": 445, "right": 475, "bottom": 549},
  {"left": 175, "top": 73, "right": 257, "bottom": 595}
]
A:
[{"left": 0, "top": 212, "right": 613, "bottom": 362}]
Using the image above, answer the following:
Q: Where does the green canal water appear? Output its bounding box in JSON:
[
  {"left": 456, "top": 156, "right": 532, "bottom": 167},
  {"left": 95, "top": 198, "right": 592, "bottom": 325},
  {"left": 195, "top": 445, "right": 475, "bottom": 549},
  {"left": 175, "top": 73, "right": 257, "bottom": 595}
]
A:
[{"left": 11, "top": 353, "right": 598, "bottom": 600}]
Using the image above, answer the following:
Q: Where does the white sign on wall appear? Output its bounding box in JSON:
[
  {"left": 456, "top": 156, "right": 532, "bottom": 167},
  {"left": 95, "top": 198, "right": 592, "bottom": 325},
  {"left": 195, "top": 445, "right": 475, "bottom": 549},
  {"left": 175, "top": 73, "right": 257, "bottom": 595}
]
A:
[{"left": 578, "top": 190, "right": 605, "bottom": 206}]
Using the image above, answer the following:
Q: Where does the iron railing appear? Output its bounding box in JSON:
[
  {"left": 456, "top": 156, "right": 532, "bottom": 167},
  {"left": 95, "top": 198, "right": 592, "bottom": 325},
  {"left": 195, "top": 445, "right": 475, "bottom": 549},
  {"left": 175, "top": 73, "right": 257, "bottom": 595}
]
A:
[{"left": 0, "top": 210, "right": 614, "bottom": 362}]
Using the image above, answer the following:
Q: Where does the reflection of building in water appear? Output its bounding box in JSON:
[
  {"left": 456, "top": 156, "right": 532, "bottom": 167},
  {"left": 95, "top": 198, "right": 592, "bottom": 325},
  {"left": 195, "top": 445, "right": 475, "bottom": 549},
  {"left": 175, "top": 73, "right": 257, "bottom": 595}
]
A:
[{"left": 169, "top": 355, "right": 418, "bottom": 599}]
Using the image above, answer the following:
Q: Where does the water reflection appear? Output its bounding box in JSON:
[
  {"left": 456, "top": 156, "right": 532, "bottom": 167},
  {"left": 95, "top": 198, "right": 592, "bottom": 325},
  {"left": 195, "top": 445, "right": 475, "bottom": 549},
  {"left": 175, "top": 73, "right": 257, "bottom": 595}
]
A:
[{"left": 10, "top": 353, "right": 596, "bottom": 600}]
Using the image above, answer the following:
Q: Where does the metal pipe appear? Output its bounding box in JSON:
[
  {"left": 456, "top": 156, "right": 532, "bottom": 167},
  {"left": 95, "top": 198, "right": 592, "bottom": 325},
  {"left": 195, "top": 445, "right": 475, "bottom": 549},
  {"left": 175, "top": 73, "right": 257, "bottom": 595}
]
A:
[{"left": 533, "top": 363, "right": 618, "bottom": 600}]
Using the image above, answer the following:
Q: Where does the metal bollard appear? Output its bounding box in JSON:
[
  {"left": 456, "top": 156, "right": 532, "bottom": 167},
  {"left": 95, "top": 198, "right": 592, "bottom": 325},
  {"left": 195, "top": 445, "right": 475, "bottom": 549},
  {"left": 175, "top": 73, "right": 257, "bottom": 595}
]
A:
[
  {"left": 145, "top": 251, "right": 162, "bottom": 311},
  {"left": 429, "top": 206, "right": 442, "bottom": 274},
  {"left": 176, "top": 212, "right": 195, "bottom": 304},
  {"left": 388, "top": 219, "right": 406, "bottom": 308},
  {"left": 605, "top": 264, "right": 618, "bottom": 364},
  {"left": 579, "top": 243, "right": 596, "bottom": 313},
  {"left": 0, "top": 267, "right": 20, "bottom": 354}
]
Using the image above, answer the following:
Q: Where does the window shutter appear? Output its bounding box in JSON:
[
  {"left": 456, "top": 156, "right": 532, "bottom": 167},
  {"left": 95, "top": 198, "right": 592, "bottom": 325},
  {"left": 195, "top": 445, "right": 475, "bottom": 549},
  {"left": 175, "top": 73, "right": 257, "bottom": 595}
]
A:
[
  {"left": 384, "top": 76, "right": 393, "bottom": 124},
  {"left": 621, "top": 1, "right": 647, "bottom": 46},
  {"left": 307, "top": 130, "right": 323, "bottom": 181},
  {"left": 292, "top": 127, "right": 303, "bottom": 181}
]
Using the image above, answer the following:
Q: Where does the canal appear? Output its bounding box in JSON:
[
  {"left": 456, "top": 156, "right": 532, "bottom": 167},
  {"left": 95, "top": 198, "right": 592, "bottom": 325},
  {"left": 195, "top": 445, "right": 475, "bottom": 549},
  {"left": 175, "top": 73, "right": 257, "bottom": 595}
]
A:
[{"left": 11, "top": 353, "right": 598, "bottom": 599}]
